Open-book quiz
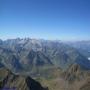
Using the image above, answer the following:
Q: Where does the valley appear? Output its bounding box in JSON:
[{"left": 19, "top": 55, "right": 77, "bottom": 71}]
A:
[{"left": 0, "top": 38, "right": 90, "bottom": 90}]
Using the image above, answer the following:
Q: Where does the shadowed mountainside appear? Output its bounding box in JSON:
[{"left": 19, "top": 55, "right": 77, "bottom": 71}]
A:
[{"left": 0, "top": 67, "right": 48, "bottom": 90}]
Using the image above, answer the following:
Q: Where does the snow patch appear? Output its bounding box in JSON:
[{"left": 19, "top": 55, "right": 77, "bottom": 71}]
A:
[{"left": 88, "top": 57, "right": 90, "bottom": 61}]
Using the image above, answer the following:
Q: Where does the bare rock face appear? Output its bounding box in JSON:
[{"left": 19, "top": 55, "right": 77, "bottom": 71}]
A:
[
  {"left": 0, "top": 68, "right": 48, "bottom": 90},
  {"left": 63, "top": 64, "right": 90, "bottom": 90},
  {"left": 64, "top": 64, "right": 83, "bottom": 82}
]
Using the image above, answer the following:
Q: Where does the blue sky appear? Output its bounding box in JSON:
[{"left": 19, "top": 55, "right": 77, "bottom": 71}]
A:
[{"left": 0, "top": 0, "right": 90, "bottom": 40}]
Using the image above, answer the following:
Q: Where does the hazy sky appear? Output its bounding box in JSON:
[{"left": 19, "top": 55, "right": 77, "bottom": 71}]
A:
[{"left": 0, "top": 0, "right": 90, "bottom": 40}]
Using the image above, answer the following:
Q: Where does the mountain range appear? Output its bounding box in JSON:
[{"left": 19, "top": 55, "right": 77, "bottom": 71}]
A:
[
  {"left": 64, "top": 41, "right": 90, "bottom": 58},
  {"left": 0, "top": 38, "right": 90, "bottom": 90},
  {"left": 0, "top": 38, "right": 90, "bottom": 76}
]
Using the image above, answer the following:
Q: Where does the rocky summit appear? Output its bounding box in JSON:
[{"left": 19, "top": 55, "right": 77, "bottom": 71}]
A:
[{"left": 0, "top": 67, "right": 48, "bottom": 90}]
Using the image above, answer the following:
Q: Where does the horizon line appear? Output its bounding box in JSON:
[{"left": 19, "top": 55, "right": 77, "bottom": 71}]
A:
[{"left": 0, "top": 37, "right": 90, "bottom": 42}]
